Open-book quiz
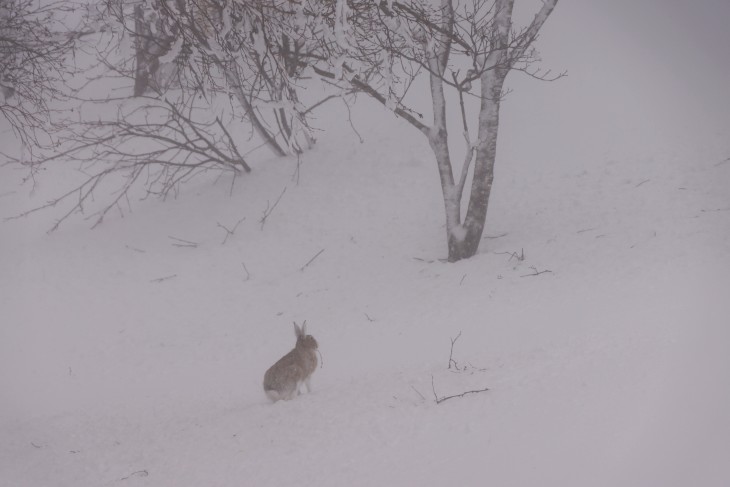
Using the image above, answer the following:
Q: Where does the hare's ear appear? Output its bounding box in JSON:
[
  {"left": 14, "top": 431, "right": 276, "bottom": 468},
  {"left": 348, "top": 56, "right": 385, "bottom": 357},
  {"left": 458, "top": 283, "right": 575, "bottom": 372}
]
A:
[
  {"left": 293, "top": 321, "right": 302, "bottom": 338},
  {"left": 301, "top": 320, "right": 307, "bottom": 336}
]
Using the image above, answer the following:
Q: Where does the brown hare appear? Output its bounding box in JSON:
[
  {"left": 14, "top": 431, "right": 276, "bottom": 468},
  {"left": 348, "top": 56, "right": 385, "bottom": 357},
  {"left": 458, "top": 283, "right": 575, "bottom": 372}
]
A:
[{"left": 263, "top": 321, "right": 318, "bottom": 401}]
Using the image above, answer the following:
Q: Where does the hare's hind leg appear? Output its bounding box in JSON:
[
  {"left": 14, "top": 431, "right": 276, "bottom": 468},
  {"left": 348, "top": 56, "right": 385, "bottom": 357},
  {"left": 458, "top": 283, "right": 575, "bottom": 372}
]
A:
[
  {"left": 265, "top": 389, "right": 281, "bottom": 402},
  {"left": 304, "top": 376, "right": 313, "bottom": 394},
  {"left": 281, "top": 387, "right": 296, "bottom": 400}
]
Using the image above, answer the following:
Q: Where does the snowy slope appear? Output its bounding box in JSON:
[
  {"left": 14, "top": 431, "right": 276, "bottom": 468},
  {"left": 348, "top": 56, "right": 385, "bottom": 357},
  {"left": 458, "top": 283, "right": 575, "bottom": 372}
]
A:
[{"left": 2, "top": 1, "right": 730, "bottom": 486}]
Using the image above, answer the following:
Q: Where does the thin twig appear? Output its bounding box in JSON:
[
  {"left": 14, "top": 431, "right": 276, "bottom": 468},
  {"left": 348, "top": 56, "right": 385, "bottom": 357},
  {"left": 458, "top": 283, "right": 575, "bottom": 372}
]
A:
[
  {"left": 292, "top": 152, "right": 302, "bottom": 185},
  {"left": 467, "top": 362, "right": 487, "bottom": 372},
  {"left": 635, "top": 179, "right": 650, "bottom": 188},
  {"left": 364, "top": 312, "right": 375, "bottom": 322},
  {"left": 483, "top": 232, "right": 508, "bottom": 239},
  {"left": 431, "top": 375, "right": 489, "bottom": 405},
  {"left": 120, "top": 470, "right": 148, "bottom": 481},
  {"left": 241, "top": 262, "right": 251, "bottom": 281},
  {"left": 300, "top": 248, "right": 325, "bottom": 272},
  {"left": 259, "top": 186, "right": 287, "bottom": 230},
  {"left": 410, "top": 385, "right": 426, "bottom": 401},
  {"left": 520, "top": 266, "right": 552, "bottom": 277},
  {"left": 216, "top": 216, "right": 246, "bottom": 244},
  {"left": 303, "top": 94, "right": 341, "bottom": 115},
  {"left": 342, "top": 97, "right": 364, "bottom": 144},
  {"left": 150, "top": 274, "right": 177, "bottom": 283},
  {"left": 459, "top": 274, "right": 467, "bottom": 285},
  {"left": 168, "top": 236, "right": 198, "bottom": 248},
  {"left": 495, "top": 249, "right": 524, "bottom": 261},
  {"left": 448, "top": 331, "right": 462, "bottom": 370}
]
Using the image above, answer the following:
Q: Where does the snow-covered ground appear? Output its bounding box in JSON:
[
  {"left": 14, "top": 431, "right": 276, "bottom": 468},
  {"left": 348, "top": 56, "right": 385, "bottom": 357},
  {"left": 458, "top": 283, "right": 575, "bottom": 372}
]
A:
[{"left": 2, "top": 1, "right": 730, "bottom": 486}]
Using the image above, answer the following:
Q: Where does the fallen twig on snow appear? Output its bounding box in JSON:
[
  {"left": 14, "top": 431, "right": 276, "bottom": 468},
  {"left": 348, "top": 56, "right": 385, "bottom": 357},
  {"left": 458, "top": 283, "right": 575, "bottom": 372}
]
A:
[
  {"left": 217, "top": 216, "right": 246, "bottom": 244},
  {"left": 300, "top": 248, "right": 325, "bottom": 272},
  {"left": 168, "top": 236, "right": 198, "bottom": 248},
  {"left": 241, "top": 262, "right": 251, "bottom": 281},
  {"left": 410, "top": 385, "right": 426, "bottom": 401},
  {"left": 150, "top": 274, "right": 177, "bottom": 283},
  {"left": 120, "top": 470, "right": 148, "bottom": 481},
  {"left": 431, "top": 375, "right": 489, "bottom": 405},
  {"left": 259, "top": 186, "right": 287, "bottom": 230},
  {"left": 520, "top": 266, "right": 552, "bottom": 278},
  {"left": 495, "top": 248, "right": 524, "bottom": 261},
  {"left": 448, "top": 331, "right": 463, "bottom": 370}
]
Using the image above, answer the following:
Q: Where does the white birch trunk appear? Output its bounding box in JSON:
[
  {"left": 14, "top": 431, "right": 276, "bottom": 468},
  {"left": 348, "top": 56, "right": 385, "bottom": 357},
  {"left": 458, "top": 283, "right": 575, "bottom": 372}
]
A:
[{"left": 423, "top": 12, "right": 469, "bottom": 258}]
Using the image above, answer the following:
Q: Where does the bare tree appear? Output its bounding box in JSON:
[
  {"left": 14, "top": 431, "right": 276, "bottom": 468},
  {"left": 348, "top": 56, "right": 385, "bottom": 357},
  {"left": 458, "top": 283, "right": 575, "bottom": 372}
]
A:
[
  {"left": 9, "top": 94, "right": 250, "bottom": 230},
  {"left": 0, "top": 0, "right": 81, "bottom": 149},
  {"left": 304, "top": 0, "right": 561, "bottom": 261},
  {"left": 6, "top": 0, "right": 560, "bottom": 245},
  {"left": 6, "top": 0, "right": 326, "bottom": 229},
  {"left": 113, "top": 0, "right": 320, "bottom": 155}
]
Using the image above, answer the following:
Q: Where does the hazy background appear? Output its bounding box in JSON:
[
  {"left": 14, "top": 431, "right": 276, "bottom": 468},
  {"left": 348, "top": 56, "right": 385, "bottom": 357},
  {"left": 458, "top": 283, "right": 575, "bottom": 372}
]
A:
[
  {"left": 1, "top": 2, "right": 729, "bottom": 486},
  {"left": 504, "top": 0, "right": 730, "bottom": 172}
]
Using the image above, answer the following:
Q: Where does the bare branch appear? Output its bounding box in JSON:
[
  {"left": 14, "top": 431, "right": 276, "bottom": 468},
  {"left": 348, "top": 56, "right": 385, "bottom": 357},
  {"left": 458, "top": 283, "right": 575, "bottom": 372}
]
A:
[
  {"left": 410, "top": 384, "right": 426, "bottom": 401},
  {"left": 120, "top": 470, "right": 149, "bottom": 481},
  {"left": 300, "top": 248, "right": 325, "bottom": 272},
  {"left": 169, "top": 236, "right": 198, "bottom": 248},
  {"left": 520, "top": 266, "right": 552, "bottom": 277},
  {"left": 259, "top": 186, "right": 287, "bottom": 230},
  {"left": 431, "top": 375, "right": 489, "bottom": 404},
  {"left": 495, "top": 248, "right": 524, "bottom": 261},
  {"left": 509, "top": 0, "right": 559, "bottom": 66},
  {"left": 342, "top": 97, "right": 365, "bottom": 144},
  {"left": 448, "top": 331, "right": 463, "bottom": 369},
  {"left": 217, "top": 216, "right": 246, "bottom": 244},
  {"left": 150, "top": 274, "right": 177, "bottom": 283}
]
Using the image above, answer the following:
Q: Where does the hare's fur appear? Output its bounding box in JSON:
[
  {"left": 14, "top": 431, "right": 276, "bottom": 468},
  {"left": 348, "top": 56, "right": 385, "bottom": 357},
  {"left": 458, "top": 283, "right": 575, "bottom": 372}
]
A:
[{"left": 263, "top": 322, "right": 318, "bottom": 401}]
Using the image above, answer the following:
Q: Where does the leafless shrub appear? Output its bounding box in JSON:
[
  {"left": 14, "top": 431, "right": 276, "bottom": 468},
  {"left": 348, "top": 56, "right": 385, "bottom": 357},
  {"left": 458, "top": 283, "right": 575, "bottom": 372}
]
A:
[
  {"left": 0, "top": 0, "right": 84, "bottom": 149},
  {"left": 7, "top": 95, "right": 250, "bottom": 230}
]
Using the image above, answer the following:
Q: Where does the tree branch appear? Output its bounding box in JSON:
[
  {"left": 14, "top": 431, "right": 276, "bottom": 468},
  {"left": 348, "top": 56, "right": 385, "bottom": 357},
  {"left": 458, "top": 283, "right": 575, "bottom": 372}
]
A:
[{"left": 431, "top": 375, "right": 489, "bottom": 404}]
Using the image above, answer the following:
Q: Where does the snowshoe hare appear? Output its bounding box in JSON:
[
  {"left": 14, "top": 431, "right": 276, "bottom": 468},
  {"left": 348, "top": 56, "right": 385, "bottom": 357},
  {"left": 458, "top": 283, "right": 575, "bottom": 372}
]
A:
[{"left": 263, "top": 321, "right": 319, "bottom": 401}]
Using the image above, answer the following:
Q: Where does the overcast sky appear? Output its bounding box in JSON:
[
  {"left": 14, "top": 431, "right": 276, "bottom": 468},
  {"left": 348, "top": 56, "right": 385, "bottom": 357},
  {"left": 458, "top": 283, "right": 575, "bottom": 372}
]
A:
[{"left": 499, "top": 0, "right": 730, "bottom": 169}]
